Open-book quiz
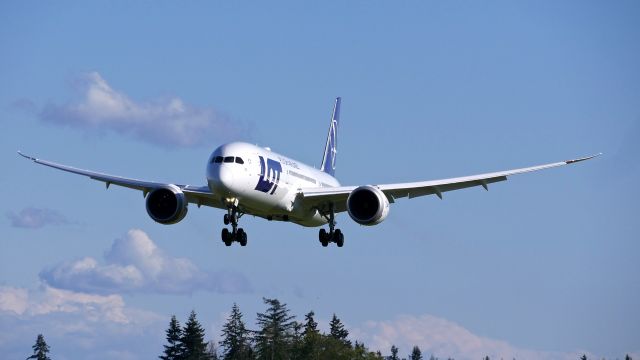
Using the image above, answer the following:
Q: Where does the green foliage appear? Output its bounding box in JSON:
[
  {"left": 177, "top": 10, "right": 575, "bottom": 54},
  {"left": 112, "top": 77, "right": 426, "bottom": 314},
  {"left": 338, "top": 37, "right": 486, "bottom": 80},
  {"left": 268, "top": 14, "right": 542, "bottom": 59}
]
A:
[
  {"left": 254, "top": 298, "right": 297, "bottom": 360},
  {"left": 161, "top": 315, "right": 185, "bottom": 360},
  {"left": 160, "top": 298, "right": 576, "bottom": 360},
  {"left": 182, "top": 310, "right": 210, "bottom": 360},
  {"left": 329, "top": 314, "right": 351, "bottom": 347},
  {"left": 389, "top": 345, "right": 399, "bottom": 360},
  {"left": 303, "top": 311, "right": 319, "bottom": 337},
  {"left": 409, "top": 345, "right": 423, "bottom": 360},
  {"left": 157, "top": 300, "right": 389, "bottom": 360},
  {"left": 220, "top": 303, "right": 253, "bottom": 360},
  {"left": 296, "top": 311, "right": 321, "bottom": 360},
  {"left": 27, "top": 334, "right": 51, "bottom": 360}
]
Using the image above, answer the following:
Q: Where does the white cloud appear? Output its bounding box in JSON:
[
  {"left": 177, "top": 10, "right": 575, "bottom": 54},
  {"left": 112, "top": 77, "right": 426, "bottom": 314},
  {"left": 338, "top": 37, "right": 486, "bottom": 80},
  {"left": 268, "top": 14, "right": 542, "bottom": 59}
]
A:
[
  {"left": 39, "top": 229, "right": 252, "bottom": 294},
  {"left": 6, "top": 207, "right": 70, "bottom": 229},
  {"left": 0, "top": 285, "right": 164, "bottom": 360},
  {"left": 0, "top": 286, "right": 28, "bottom": 315},
  {"left": 0, "top": 285, "right": 129, "bottom": 323},
  {"left": 350, "top": 314, "right": 594, "bottom": 360},
  {"left": 39, "top": 72, "right": 247, "bottom": 147}
]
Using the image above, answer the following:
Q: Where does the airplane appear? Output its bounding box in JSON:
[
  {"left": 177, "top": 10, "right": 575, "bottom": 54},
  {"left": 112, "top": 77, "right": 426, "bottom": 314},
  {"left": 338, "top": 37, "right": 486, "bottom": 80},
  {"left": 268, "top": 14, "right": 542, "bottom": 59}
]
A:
[{"left": 18, "top": 97, "right": 600, "bottom": 247}]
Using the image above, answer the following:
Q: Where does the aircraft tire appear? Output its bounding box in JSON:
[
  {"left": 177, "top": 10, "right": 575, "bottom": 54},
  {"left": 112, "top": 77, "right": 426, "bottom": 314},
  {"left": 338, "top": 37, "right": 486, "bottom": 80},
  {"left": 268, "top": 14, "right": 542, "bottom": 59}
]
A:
[
  {"left": 319, "top": 229, "right": 327, "bottom": 242},
  {"left": 223, "top": 214, "right": 230, "bottom": 225},
  {"left": 222, "top": 228, "right": 232, "bottom": 246},
  {"left": 238, "top": 228, "right": 247, "bottom": 246},
  {"left": 335, "top": 229, "right": 344, "bottom": 247}
]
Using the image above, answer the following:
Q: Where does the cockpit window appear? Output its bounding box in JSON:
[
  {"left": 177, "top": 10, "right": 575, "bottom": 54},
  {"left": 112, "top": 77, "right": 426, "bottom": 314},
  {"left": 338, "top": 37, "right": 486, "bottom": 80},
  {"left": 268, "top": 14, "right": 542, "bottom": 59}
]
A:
[
  {"left": 235, "top": 157, "right": 244, "bottom": 164},
  {"left": 213, "top": 156, "right": 223, "bottom": 163},
  {"left": 224, "top": 156, "right": 235, "bottom": 163}
]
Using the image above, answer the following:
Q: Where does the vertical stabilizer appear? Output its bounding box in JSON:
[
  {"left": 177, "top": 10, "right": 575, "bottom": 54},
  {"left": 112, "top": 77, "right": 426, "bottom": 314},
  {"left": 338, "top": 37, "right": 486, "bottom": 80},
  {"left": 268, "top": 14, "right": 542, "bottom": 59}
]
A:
[{"left": 320, "top": 97, "right": 340, "bottom": 176}]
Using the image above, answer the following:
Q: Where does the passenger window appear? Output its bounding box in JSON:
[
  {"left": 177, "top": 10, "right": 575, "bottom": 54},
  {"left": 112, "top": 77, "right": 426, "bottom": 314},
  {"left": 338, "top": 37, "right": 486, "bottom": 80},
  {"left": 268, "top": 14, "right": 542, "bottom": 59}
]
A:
[
  {"left": 235, "top": 157, "right": 244, "bottom": 164},
  {"left": 224, "top": 156, "right": 235, "bottom": 163},
  {"left": 213, "top": 156, "right": 223, "bottom": 163}
]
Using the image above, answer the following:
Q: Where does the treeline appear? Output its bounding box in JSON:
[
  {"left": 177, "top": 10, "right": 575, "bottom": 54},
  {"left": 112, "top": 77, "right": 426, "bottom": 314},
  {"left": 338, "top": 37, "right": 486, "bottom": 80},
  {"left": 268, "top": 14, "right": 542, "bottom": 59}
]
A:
[
  {"left": 159, "top": 299, "right": 638, "bottom": 360},
  {"left": 23, "top": 301, "right": 636, "bottom": 360},
  {"left": 160, "top": 297, "right": 425, "bottom": 360}
]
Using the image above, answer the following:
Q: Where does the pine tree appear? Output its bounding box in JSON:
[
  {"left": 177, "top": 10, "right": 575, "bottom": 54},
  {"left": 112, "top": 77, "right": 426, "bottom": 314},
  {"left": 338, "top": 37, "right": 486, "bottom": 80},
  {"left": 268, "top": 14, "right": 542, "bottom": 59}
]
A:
[
  {"left": 409, "top": 346, "right": 423, "bottom": 360},
  {"left": 329, "top": 314, "right": 351, "bottom": 346},
  {"left": 302, "top": 311, "right": 318, "bottom": 337},
  {"left": 161, "top": 315, "right": 185, "bottom": 360},
  {"left": 182, "top": 310, "right": 209, "bottom": 360},
  {"left": 297, "top": 311, "right": 320, "bottom": 359},
  {"left": 27, "top": 334, "right": 51, "bottom": 360},
  {"left": 254, "top": 298, "right": 296, "bottom": 360},
  {"left": 389, "top": 345, "right": 399, "bottom": 360},
  {"left": 289, "top": 320, "right": 305, "bottom": 360},
  {"left": 220, "top": 303, "right": 253, "bottom": 360}
]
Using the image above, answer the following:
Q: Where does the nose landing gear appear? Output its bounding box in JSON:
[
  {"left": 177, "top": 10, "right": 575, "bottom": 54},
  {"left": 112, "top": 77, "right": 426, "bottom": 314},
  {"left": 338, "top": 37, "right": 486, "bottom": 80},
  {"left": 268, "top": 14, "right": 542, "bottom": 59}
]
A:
[{"left": 221, "top": 205, "right": 247, "bottom": 246}]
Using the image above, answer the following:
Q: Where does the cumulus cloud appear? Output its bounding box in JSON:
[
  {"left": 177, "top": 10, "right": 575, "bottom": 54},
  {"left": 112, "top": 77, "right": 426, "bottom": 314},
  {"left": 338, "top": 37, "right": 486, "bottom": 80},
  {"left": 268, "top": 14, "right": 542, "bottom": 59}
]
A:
[
  {"left": 0, "top": 285, "right": 130, "bottom": 323},
  {"left": 350, "top": 314, "right": 593, "bottom": 360},
  {"left": 39, "top": 72, "right": 246, "bottom": 147},
  {"left": 0, "top": 286, "right": 28, "bottom": 315},
  {"left": 39, "top": 229, "right": 251, "bottom": 295},
  {"left": 6, "top": 207, "right": 70, "bottom": 229},
  {"left": 0, "top": 285, "right": 163, "bottom": 360}
]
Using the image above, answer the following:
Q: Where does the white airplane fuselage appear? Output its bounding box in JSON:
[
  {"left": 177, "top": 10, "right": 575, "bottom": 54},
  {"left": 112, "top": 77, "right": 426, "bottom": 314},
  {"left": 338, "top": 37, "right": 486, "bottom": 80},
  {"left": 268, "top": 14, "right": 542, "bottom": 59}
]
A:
[{"left": 207, "top": 141, "right": 340, "bottom": 227}]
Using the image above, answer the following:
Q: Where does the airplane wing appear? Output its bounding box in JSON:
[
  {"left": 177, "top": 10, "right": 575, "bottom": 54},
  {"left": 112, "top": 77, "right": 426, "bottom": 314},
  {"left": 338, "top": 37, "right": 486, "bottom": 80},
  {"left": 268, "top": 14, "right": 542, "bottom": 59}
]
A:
[
  {"left": 300, "top": 154, "right": 600, "bottom": 213},
  {"left": 17, "top": 152, "right": 223, "bottom": 209}
]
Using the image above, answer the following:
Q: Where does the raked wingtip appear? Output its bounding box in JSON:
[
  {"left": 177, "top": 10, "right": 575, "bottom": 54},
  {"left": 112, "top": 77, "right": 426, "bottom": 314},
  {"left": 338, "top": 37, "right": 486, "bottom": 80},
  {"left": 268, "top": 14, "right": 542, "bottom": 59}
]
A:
[
  {"left": 17, "top": 151, "right": 36, "bottom": 161},
  {"left": 565, "top": 153, "right": 602, "bottom": 164}
]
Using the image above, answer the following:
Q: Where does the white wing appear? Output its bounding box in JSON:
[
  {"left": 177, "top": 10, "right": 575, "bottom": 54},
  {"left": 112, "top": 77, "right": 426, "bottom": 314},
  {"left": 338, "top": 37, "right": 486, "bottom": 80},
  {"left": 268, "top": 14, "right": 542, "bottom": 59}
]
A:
[
  {"left": 18, "top": 152, "right": 223, "bottom": 209},
  {"left": 300, "top": 154, "right": 600, "bottom": 212}
]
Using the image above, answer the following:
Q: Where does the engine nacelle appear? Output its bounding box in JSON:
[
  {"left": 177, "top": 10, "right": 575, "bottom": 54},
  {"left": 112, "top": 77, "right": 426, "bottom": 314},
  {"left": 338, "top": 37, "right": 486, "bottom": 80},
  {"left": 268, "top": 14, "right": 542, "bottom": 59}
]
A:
[
  {"left": 346, "top": 185, "right": 390, "bottom": 225},
  {"left": 145, "top": 185, "right": 188, "bottom": 225}
]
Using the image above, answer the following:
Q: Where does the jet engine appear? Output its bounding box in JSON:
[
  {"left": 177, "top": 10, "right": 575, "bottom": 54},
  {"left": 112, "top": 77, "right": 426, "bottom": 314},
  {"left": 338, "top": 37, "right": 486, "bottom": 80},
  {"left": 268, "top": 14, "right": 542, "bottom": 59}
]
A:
[
  {"left": 145, "top": 185, "right": 188, "bottom": 225},
  {"left": 346, "top": 185, "right": 390, "bottom": 225}
]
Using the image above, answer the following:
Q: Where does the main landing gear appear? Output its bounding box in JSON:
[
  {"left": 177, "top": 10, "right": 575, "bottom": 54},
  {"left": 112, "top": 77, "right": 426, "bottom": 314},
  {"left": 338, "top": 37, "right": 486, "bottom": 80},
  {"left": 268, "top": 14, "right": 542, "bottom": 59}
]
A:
[
  {"left": 319, "top": 205, "right": 344, "bottom": 247},
  {"left": 221, "top": 205, "right": 247, "bottom": 247}
]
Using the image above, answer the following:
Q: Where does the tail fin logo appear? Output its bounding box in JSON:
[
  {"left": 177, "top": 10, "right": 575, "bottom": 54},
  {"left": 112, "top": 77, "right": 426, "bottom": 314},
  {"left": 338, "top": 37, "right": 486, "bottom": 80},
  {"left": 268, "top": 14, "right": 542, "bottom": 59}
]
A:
[
  {"left": 329, "top": 119, "right": 337, "bottom": 171},
  {"left": 321, "top": 97, "right": 340, "bottom": 176}
]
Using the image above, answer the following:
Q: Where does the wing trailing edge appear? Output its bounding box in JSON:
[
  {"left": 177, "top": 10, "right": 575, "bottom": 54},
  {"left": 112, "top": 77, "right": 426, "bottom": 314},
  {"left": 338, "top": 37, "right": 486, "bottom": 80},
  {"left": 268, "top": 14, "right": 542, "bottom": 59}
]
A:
[{"left": 301, "top": 153, "right": 601, "bottom": 211}]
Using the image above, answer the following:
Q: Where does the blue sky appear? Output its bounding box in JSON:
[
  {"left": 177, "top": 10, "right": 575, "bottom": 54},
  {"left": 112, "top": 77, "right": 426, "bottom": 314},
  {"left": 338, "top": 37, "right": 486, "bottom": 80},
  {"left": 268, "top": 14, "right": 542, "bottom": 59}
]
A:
[{"left": 1, "top": 1, "right": 639, "bottom": 359}]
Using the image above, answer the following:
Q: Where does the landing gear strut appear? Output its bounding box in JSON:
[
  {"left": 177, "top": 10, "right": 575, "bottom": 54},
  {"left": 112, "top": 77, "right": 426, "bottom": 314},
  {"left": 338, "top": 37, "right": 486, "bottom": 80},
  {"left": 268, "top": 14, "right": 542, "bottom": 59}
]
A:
[
  {"left": 319, "top": 204, "right": 344, "bottom": 247},
  {"left": 221, "top": 205, "right": 247, "bottom": 246}
]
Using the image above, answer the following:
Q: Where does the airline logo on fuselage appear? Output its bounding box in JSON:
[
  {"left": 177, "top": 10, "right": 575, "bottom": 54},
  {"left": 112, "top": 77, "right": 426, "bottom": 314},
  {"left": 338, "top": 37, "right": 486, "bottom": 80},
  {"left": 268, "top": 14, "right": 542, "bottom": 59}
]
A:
[{"left": 255, "top": 156, "right": 282, "bottom": 195}]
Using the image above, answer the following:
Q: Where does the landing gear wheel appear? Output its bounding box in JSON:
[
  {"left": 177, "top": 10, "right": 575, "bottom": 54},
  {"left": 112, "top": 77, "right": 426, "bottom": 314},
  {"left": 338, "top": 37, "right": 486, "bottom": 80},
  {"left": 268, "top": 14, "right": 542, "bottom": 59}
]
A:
[
  {"left": 319, "top": 229, "right": 329, "bottom": 247},
  {"left": 319, "top": 229, "right": 327, "bottom": 243},
  {"left": 334, "top": 229, "right": 344, "bottom": 247},
  {"left": 319, "top": 204, "right": 345, "bottom": 247},
  {"left": 221, "top": 204, "right": 248, "bottom": 247},
  {"left": 221, "top": 228, "right": 232, "bottom": 246},
  {"left": 238, "top": 228, "right": 247, "bottom": 246}
]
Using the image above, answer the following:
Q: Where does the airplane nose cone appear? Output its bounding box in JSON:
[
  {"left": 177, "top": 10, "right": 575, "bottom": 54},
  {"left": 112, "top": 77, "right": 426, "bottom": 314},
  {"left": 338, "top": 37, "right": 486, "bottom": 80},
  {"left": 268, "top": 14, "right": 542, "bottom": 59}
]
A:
[{"left": 218, "top": 166, "right": 235, "bottom": 191}]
